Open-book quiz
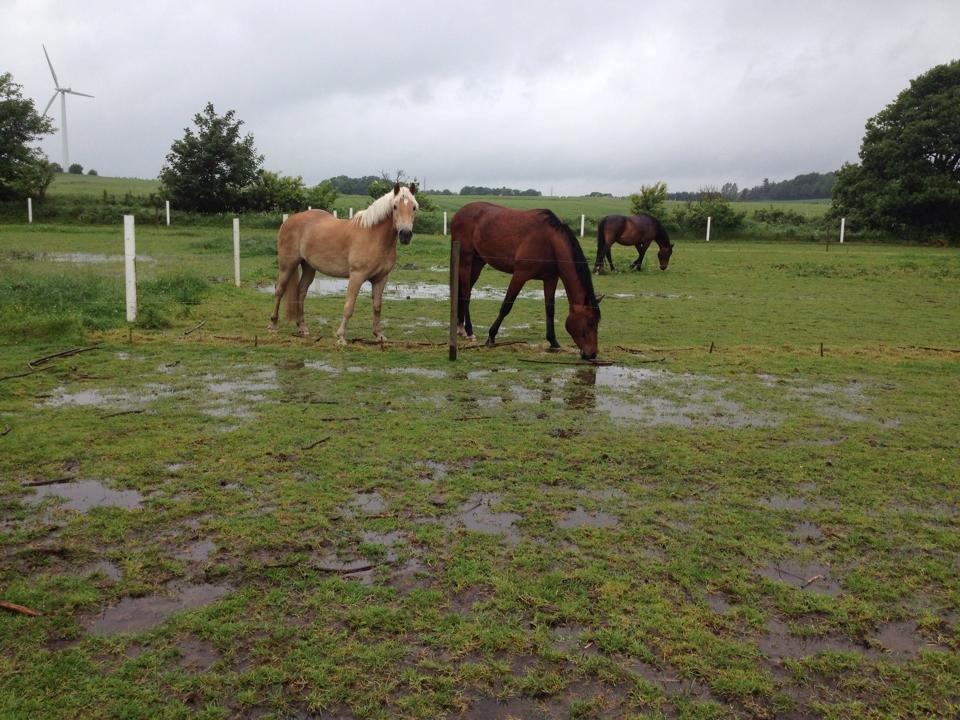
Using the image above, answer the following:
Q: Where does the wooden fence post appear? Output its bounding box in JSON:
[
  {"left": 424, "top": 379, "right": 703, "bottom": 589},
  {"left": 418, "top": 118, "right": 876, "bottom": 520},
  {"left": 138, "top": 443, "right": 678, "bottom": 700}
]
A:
[{"left": 449, "top": 240, "right": 460, "bottom": 361}]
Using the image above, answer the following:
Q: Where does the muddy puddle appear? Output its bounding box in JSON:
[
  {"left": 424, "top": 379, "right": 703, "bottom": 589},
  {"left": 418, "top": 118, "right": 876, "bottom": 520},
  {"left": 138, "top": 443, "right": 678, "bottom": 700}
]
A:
[
  {"left": 80, "top": 560, "right": 122, "bottom": 581},
  {"left": 177, "top": 636, "right": 221, "bottom": 671},
  {"left": 870, "top": 620, "right": 944, "bottom": 657},
  {"left": 28, "top": 479, "right": 143, "bottom": 512},
  {"left": 387, "top": 367, "right": 447, "bottom": 379},
  {"left": 789, "top": 522, "right": 825, "bottom": 542},
  {"left": 760, "top": 618, "right": 866, "bottom": 661},
  {"left": 258, "top": 278, "right": 568, "bottom": 302},
  {"left": 176, "top": 539, "right": 216, "bottom": 563},
  {"left": 352, "top": 491, "right": 387, "bottom": 515},
  {"left": 416, "top": 460, "right": 450, "bottom": 484},
  {"left": 756, "top": 560, "right": 841, "bottom": 595},
  {"left": 43, "top": 384, "right": 175, "bottom": 410},
  {"left": 764, "top": 495, "right": 809, "bottom": 511},
  {"left": 203, "top": 368, "right": 278, "bottom": 420},
  {"left": 556, "top": 506, "right": 619, "bottom": 529},
  {"left": 86, "top": 582, "right": 232, "bottom": 635},
  {"left": 445, "top": 493, "right": 522, "bottom": 543}
]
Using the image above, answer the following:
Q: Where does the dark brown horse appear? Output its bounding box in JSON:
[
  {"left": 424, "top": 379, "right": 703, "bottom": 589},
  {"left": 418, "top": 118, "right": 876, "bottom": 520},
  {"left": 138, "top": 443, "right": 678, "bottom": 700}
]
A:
[
  {"left": 451, "top": 202, "right": 602, "bottom": 360},
  {"left": 594, "top": 214, "right": 673, "bottom": 273}
]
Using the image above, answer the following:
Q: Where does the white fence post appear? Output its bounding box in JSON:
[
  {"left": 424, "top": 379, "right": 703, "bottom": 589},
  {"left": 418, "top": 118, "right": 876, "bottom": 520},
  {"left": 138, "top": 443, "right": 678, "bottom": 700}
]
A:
[
  {"left": 233, "top": 218, "right": 241, "bottom": 288},
  {"left": 443, "top": 211, "right": 448, "bottom": 236},
  {"left": 124, "top": 215, "right": 137, "bottom": 322},
  {"left": 840, "top": 217, "right": 846, "bottom": 244},
  {"left": 333, "top": 210, "right": 338, "bottom": 219},
  {"left": 308, "top": 206, "right": 312, "bottom": 211},
  {"left": 282, "top": 213, "right": 288, "bottom": 223},
  {"left": 580, "top": 214, "right": 585, "bottom": 238},
  {"left": 27, "top": 197, "right": 33, "bottom": 223},
  {"left": 349, "top": 207, "right": 353, "bottom": 219},
  {"left": 165, "top": 200, "right": 170, "bottom": 227},
  {"left": 706, "top": 216, "right": 712, "bottom": 243}
]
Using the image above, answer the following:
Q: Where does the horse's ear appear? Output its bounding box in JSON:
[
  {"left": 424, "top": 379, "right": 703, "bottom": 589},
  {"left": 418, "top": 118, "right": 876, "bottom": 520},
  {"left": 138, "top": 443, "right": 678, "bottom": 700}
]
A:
[
  {"left": 393, "top": 183, "right": 401, "bottom": 195},
  {"left": 409, "top": 183, "right": 417, "bottom": 196}
]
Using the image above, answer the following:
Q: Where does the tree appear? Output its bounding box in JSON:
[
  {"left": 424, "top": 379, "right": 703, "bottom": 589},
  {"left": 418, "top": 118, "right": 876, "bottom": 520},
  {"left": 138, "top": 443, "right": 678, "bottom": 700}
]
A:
[
  {"left": 629, "top": 181, "right": 668, "bottom": 218},
  {"left": 831, "top": 60, "right": 960, "bottom": 241},
  {"left": 87, "top": 168, "right": 98, "bottom": 176},
  {"left": 68, "top": 163, "right": 84, "bottom": 174},
  {"left": 0, "top": 72, "right": 55, "bottom": 200},
  {"left": 50, "top": 162, "right": 63, "bottom": 173},
  {"left": 159, "top": 102, "right": 263, "bottom": 213},
  {"left": 243, "top": 171, "right": 307, "bottom": 211}
]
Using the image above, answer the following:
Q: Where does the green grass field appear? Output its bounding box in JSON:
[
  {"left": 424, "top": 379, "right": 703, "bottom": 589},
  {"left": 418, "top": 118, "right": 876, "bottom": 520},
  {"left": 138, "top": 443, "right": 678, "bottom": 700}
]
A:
[
  {"left": 1, "top": 220, "right": 957, "bottom": 719},
  {"left": 49, "top": 174, "right": 162, "bottom": 197}
]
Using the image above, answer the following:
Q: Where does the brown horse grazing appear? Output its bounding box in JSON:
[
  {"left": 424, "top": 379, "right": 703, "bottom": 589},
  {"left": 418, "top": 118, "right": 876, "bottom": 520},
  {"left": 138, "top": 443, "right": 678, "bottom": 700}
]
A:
[
  {"left": 451, "top": 202, "right": 602, "bottom": 360},
  {"left": 269, "top": 183, "right": 418, "bottom": 344},
  {"left": 594, "top": 214, "right": 673, "bottom": 273}
]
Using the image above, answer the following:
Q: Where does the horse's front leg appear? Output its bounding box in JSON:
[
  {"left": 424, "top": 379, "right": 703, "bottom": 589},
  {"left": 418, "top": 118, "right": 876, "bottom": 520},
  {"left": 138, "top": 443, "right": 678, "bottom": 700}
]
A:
[
  {"left": 336, "top": 273, "right": 366, "bottom": 347},
  {"left": 633, "top": 241, "right": 650, "bottom": 271},
  {"left": 543, "top": 275, "right": 560, "bottom": 349},
  {"left": 487, "top": 274, "right": 527, "bottom": 346},
  {"left": 371, "top": 276, "right": 388, "bottom": 342}
]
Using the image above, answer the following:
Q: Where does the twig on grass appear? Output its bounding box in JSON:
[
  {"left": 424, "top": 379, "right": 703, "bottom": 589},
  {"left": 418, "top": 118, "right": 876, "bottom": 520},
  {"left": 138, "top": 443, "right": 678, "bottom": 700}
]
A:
[
  {"left": 183, "top": 320, "right": 206, "bottom": 336},
  {"left": 302, "top": 437, "right": 331, "bottom": 451},
  {"left": 517, "top": 358, "right": 614, "bottom": 367},
  {"left": 20, "top": 477, "right": 74, "bottom": 487},
  {"left": 460, "top": 340, "right": 527, "bottom": 351},
  {"left": 0, "top": 367, "right": 53, "bottom": 383},
  {"left": 100, "top": 409, "right": 145, "bottom": 420}
]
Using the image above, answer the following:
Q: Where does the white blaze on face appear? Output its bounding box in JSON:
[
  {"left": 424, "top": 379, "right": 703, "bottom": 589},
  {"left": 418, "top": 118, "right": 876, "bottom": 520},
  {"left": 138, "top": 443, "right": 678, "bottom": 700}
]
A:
[{"left": 393, "top": 188, "right": 417, "bottom": 233}]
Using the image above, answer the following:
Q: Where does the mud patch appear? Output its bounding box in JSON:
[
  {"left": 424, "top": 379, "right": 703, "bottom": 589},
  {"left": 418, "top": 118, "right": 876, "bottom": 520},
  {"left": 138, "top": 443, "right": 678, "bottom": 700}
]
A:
[
  {"left": 80, "top": 560, "right": 122, "bottom": 581},
  {"left": 870, "top": 620, "right": 943, "bottom": 657},
  {"left": 43, "top": 384, "right": 174, "bottom": 410},
  {"left": 764, "top": 495, "right": 808, "bottom": 511},
  {"left": 28, "top": 479, "right": 143, "bottom": 512},
  {"left": 789, "top": 522, "right": 824, "bottom": 542},
  {"left": 203, "top": 368, "right": 277, "bottom": 420},
  {"left": 86, "top": 582, "right": 232, "bottom": 635},
  {"left": 556, "top": 506, "right": 619, "bottom": 529},
  {"left": 760, "top": 618, "right": 866, "bottom": 662},
  {"left": 176, "top": 539, "right": 216, "bottom": 563},
  {"left": 387, "top": 367, "right": 447, "bottom": 379},
  {"left": 446, "top": 493, "right": 521, "bottom": 543},
  {"left": 706, "top": 593, "right": 733, "bottom": 613},
  {"left": 457, "top": 695, "right": 542, "bottom": 720},
  {"left": 177, "top": 636, "right": 220, "bottom": 671},
  {"left": 352, "top": 491, "right": 387, "bottom": 515},
  {"left": 416, "top": 460, "right": 450, "bottom": 484},
  {"left": 756, "top": 560, "right": 841, "bottom": 595}
]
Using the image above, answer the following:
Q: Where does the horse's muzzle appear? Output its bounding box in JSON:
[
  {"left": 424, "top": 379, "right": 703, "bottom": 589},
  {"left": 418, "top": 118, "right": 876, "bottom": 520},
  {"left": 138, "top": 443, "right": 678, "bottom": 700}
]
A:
[
  {"left": 580, "top": 351, "right": 597, "bottom": 361},
  {"left": 398, "top": 229, "right": 413, "bottom": 245}
]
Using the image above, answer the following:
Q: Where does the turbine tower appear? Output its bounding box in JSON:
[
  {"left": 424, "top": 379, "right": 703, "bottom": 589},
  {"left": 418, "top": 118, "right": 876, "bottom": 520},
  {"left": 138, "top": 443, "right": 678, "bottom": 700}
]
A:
[{"left": 41, "top": 45, "right": 94, "bottom": 170}]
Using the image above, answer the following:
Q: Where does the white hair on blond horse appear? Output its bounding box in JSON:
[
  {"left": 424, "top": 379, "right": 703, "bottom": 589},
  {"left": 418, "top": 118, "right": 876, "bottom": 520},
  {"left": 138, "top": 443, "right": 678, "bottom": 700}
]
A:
[{"left": 354, "top": 186, "right": 418, "bottom": 229}]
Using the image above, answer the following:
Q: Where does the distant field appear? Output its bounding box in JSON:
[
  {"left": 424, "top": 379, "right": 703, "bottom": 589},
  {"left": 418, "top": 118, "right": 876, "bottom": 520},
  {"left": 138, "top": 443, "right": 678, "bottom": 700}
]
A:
[{"left": 46, "top": 176, "right": 831, "bottom": 220}]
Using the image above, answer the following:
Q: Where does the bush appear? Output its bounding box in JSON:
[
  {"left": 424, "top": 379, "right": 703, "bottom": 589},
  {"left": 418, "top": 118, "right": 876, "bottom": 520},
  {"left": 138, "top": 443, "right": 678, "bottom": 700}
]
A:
[
  {"left": 629, "top": 181, "right": 668, "bottom": 218},
  {"left": 68, "top": 163, "right": 84, "bottom": 174},
  {"left": 87, "top": 169, "right": 98, "bottom": 176},
  {"left": 673, "top": 193, "right": 745, "bottom": 234}
]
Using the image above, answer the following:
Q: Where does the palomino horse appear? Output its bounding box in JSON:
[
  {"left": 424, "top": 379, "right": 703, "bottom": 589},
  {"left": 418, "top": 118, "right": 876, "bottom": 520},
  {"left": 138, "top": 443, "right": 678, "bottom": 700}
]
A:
[
  {"left": 268, "top": 184, "right": 418, "bottom": 344},
  {"left": 451, "top": 202, "right": 602, "bottom": 360},
  {"left": 594, "top": 214, "right": 673, "bottom": 273}
]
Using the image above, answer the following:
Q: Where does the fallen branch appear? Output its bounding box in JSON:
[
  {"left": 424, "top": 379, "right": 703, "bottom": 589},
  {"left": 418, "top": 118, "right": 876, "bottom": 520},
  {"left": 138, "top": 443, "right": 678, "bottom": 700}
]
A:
[
  {"left": 315, "top": 563, "right": 375, "bottom": 574},
  {"left": 213, "top": 335, "right": 248, "bottom": 342},
  {"left": 517, "top": 358, "right": 614, "bottom": 367},
  {"left": 460, "top": 340, "right": 527, "bottom": 351},
  {"left": 183, "top": 320, "right": 206, "bottom": 336},
  {"left": 20, "top": 477, "right": 73, "bottom": 487},
  {"left": 28, "top": 344, "right": 101, "bottom": 369},
  {"left": 616, "top": 346, "right": 667, "bottom": 362},
  {"left": 100, "top": 409, "right": 145, "bottom": 419},
  {"left": 907, "top": 345, "right": 960, "bottom": 354},
  {"left": 455, "top": 415, "right": 495, "bottom": 421},
  {"left": 0, "top": 601, "right": 41, "bottom": 617},
  {"left": 316, "top": 416, "right": 360, "bottom": 422},
  {"left": 302, "top": 437, "right": 331, "bottom": 450},
  {"left": 0, "top": 367, "right": 53, "bottom": 383},
  {"left": 802, "top": 574, "right": 826, "bottom": 589}
]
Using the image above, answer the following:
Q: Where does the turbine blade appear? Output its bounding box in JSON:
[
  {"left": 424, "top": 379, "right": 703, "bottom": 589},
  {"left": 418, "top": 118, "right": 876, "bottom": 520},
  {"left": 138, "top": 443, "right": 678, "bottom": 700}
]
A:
[
  {"left": 43, "top": 92, "right": 59, "bottom": 116},
  {"left": 65, "top": 90, "right": 94, "bottom": 98},
  {"left": 42, "top": 44, "right": 60, "bottom": 87}
]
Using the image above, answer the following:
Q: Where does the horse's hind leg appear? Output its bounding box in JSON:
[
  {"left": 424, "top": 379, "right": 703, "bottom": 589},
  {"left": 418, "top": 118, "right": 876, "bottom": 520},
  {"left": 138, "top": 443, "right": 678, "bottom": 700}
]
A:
[
  {"left": 543, "top": 275, "right": 560, "bottom": 349},
  {"left": 269, "top": 260, "right": 299, "bottom": 332},
  {"left": 294, "top": 263, "right": 316, "bottom": 336},
  {"left": 487, "top": 274, "right": 527, "bottom": 346}
]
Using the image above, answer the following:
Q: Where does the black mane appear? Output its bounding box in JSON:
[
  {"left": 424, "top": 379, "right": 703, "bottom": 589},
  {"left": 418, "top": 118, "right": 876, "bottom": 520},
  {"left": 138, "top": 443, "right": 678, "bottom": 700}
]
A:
[{"left": 539, "top": 210, "right": 600, "bottom": 312}]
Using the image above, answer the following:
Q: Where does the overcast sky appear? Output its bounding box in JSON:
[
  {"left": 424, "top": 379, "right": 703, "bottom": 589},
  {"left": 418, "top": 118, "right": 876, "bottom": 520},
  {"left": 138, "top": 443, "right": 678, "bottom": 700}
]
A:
[{"left": 3, "top": 0, "right": 958, "bottom": 195}]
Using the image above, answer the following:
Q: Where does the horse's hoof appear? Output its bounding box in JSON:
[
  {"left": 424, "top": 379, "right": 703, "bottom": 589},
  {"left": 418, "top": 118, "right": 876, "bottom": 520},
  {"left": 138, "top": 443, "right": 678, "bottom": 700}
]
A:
[
  {"left": 466, "top": 335, "right": 477, "bottom": 344},
  {"left": 296, "top": 328, "right": 310, "bottom": 338},
  {"left": 485, "top": 338, "right": 496, "bottom": 347},
  {"left": 335, "top": 337, "right": 347, "bottom": 348},
  {"left": 267, "top": 323, "right": 278, "bottom": 333}
]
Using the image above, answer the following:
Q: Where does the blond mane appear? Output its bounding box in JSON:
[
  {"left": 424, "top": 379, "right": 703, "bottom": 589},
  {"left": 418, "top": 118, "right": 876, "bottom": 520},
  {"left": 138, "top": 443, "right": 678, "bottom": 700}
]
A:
[{"left": 353, "top": 186, "right": 419, "bottom": 229}]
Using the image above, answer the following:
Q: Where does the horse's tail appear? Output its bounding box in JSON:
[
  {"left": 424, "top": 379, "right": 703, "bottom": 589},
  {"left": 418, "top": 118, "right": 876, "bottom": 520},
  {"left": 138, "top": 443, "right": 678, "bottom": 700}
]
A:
[
  {"left": 283, "top": 262, "right": 302, "bottom": 320},
  {"left": 596, "top": 217, "right": 607, "bottom": 270}
]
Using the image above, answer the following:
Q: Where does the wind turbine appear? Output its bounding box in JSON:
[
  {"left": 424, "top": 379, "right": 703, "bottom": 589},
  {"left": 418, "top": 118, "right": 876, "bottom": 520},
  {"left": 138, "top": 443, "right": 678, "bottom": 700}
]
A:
[{"left": 41, "top": 44, "right": 94, "bottom": 170}]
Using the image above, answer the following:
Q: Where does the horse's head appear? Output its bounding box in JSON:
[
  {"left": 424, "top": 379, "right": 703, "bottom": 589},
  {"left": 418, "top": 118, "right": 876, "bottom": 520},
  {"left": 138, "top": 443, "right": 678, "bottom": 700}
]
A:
[
  {"left": 657, "top": 242, "right": 673, "bottom": 270},
  {"left": 392, "top": 183, "right": 418, "bottom": 244},
  {"left": 565, "top": 301, "right": 601, "bottom": 361}
]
